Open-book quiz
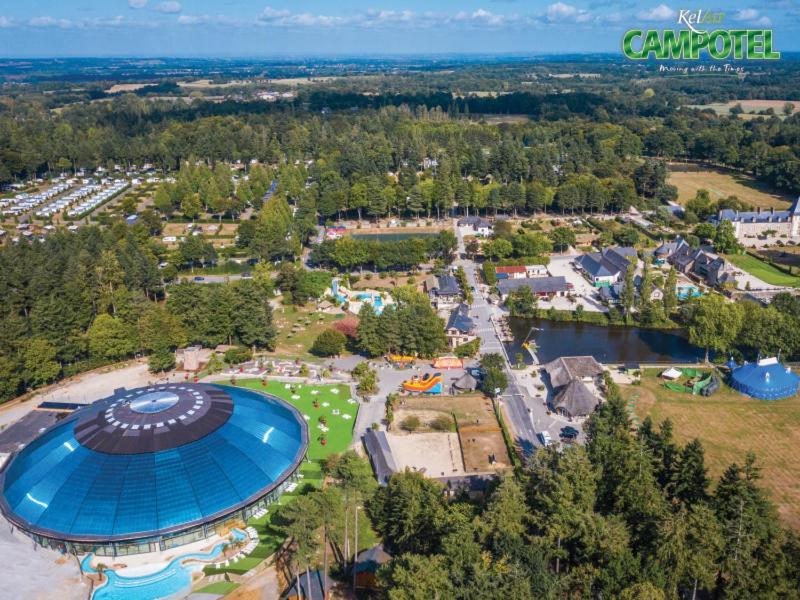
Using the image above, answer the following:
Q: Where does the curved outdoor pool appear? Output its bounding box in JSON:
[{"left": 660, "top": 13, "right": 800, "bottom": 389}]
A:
[{"left": 83, "top": 529, "right": 247, "bottom": 600}]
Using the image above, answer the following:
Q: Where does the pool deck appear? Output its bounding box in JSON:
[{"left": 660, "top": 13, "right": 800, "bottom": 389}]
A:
[{"left": 0, "top": 525, "right": 88, "bottom": 600}]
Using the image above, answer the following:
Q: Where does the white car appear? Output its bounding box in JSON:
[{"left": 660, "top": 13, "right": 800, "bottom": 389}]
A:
[{"left": 539, "top": 431, "right": 553, "bottom": 447}]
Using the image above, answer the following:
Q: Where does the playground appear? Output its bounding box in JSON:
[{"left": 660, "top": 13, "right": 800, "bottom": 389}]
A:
[
  {"left": 623, "top": 369, "right": 800, "bottom": 529},
  {"left": 402, "top": 372, "right": 443, "bottom": 394}
]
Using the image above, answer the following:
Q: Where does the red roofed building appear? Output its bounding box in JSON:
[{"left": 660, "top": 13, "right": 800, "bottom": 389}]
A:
[{"left": 495, "top": 265, "right": 527, "bottom": 279}]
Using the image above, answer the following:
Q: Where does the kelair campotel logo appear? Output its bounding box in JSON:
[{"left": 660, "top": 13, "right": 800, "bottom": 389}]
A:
[{"left": 623, "top": 9, "right": 780, "bottom": 60}]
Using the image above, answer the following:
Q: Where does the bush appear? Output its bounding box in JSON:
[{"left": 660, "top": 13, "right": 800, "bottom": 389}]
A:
[
  {"left": 223, "top": 346, "right": 252, "bottom": 365},
  {"left": 400, "top": 415, "right": 421, "bottom": 431},
  {"left": 311, "top": 328, "right": 347, "bottom": 357},
  {"left": 430, "top": 415, "right": 453, "bottom": 432},
  {"left": 454, "top": 338, "right": 481, "bottom": 358}
]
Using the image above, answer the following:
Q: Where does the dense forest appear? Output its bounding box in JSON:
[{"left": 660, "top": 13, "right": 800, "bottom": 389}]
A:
[{"left": 278, "top": 379, "right": 800, "bottom": 599}]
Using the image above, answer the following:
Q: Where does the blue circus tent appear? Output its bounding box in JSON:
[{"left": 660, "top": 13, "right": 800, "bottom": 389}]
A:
[{"left": 729, "top": 357, "right": 800, "bottom": 400}]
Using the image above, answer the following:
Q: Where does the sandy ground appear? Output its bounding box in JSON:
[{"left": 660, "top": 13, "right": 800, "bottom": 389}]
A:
[
  {"left": 0, "top": 526, "right": 88, "bottom": 600},
  {"left": 0, "top": 361, "right": 162, "bottom": 432},
  {"left": 386, "top": 432, "right": 465, "bottom": 478}
]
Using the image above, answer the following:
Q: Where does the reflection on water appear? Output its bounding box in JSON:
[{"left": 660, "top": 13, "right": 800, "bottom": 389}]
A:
[{"left": 507, "top": 318, "right": 704, "bottom": 364}]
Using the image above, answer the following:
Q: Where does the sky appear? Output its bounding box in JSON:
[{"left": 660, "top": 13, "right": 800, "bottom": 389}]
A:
[{"left": 0, "top": 0, "right": 799, "bottom": 57}]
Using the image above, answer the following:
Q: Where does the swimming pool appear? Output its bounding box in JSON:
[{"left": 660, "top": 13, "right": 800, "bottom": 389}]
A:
[{"left": 84, "top": 529, "right": 247, "bottom": 600}]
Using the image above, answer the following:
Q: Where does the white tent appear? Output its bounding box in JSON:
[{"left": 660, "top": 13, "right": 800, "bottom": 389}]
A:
[{"left": 661, "top": 367, "right": 682, "bottom": 380}]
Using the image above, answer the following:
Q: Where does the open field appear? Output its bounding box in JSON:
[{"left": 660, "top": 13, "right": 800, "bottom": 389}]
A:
[
  {"left": 398, "top": 394, "right": 510, "bottom": 473},
  {"left": 105, "top": 83, "right": 156, "bottom": 93},
  {"left": 272, "top": 306, "right": 345, "bottom": 360},
  {"left": 724, "top": 253, "right": 800, "bottom": 287},
  {"left": 624, "top": 369, "right": 800, "bottom": 529},
  {"left": 668, "top": 167, "right": 794, "bottom": 209},
  {"left": 478, "top": 114, "right": 530, "bottom": 125},
  {"left": 686, "top": 100, "right": 800, "bottom": 118}
]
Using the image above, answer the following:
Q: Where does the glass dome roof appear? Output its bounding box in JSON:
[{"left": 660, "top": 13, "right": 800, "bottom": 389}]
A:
[{"left": 0, "top": 384, "right": 307, "bottom": 543}]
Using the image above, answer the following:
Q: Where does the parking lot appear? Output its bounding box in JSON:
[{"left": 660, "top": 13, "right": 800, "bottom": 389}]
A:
[{"left": 543, "top": 255, "right": 609, "bottom": 313}]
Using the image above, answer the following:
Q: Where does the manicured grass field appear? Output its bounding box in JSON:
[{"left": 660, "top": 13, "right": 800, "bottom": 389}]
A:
[
  {"left": 724, "top": 253, "right": 800, "bottom": 287},
  {"left": 668, "top": 167, "right": 794, "bottom": 209},
  {"left": 623, "top": 369, "right": 800, "bottom": 529},
  {"left": 195, "top": 581, "right": 239, "bottom": 595},
  {"left": 203, "top": 381, "right": 358, "bottom": 576}
]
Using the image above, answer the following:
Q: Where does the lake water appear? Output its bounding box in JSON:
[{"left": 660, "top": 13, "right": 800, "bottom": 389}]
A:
[
  {"left": 507, "top": 318, "right": 705, "bottom": 365},
  {"left": 350, "top": 232, "right": 438, "bottom": 242}
]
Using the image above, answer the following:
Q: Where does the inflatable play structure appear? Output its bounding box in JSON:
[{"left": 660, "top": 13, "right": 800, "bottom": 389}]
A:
[
  {"left": 663, "top": 368, "right": 720, "bottom": 396},
  {"left": 403, "top": 372, "right": 443, "bottom": 394},
  {"left": 330, "top": 278, "right": 393, "bottom": 315}
]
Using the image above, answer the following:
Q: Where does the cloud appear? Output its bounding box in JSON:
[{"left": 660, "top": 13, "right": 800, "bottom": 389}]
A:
[
  {"left": 733, "top": 8, "right": 771, "bottom": 25},
  {"left": 637, "top": 4, "right": 675, "bottom": 21},
  {"left": 156, "top": 1, "right": 181, "bottom": 14},
  {"left": 128, "top": 0, "right": 147, "bottom": 8},
  {"left": 0, "top": 16, "right": 12, "bottom": 28},
  {"left": 28, "top": 16, "right": 73, "bottom": 28},
  {"left": 545, "top": 3, "right": 591, "bottom": 23}
]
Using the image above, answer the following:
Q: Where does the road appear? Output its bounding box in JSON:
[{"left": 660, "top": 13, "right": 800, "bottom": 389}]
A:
[{"left": 454, "top": 224, "right": 545, "bottom": 456}]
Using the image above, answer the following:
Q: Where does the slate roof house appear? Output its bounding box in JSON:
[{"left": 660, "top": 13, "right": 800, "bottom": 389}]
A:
[
  {"left": 713, "top": 197, "right": 800, "bottom": 241},
  {"left": 575, "top": 247, "right": 637, "bottom": 287},
  {"left": 426, "top": 274, "right": 462, "bottom": 309},
  {"left": 662, "top": 243, "right": 738, "bottom": 289},
  {"left": 497, "top": 276, "right": 570, "bottom": 299},
  {"left": 542, "top": 356, "right": 604, "bottom": 418},
  {"left": 457, "top": 216, "right": 493, "bottom": 237},
  {"left": 445, "top": 303, "right": 477, "bottom": 349}
]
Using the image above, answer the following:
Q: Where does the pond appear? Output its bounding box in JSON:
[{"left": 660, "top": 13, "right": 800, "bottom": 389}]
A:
[
  {"left": 350, "top": 232, "right": 438, "bottom": 242},
  {"left": 506, "top": 318, "right": 705, "bottom": 365}
]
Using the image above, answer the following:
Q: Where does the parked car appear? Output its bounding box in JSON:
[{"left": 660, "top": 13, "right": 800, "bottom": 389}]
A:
[
  {"left": 560, "top": 426, "right": 579, "bottom": 439},
  {"left": 193, "top": 276, "right": 206, "bottom": 282},
  {"left": 539, "top": 431, "right": 553, "bottom": 446}
]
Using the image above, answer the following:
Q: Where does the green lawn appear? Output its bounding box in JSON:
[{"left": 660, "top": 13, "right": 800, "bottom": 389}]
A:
[
  {"left": 203, "top": 381, "right": 358, "bottom": 576},
  {"left": 624, "top": 369, "right": 800, "bottom": 529},
  {"left": 195, "top": 581, "right": 239, "bottom": 595},
  {"left": 725, "top": 253, "right": 800, "bottom": 287},
  {"left": 272, "top": 305, "right": 347, "bottom": 360}
]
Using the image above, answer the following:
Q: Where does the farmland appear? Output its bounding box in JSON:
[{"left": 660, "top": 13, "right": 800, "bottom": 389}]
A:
[
  {"left": 686, "top": 99, "right": 800, "bottom": 119},
  {"left": 668, "top": 167, "right": 795, "bottom": 209},
  {"left": 625, "top": 369, "right": 800, "bottom": 529}
]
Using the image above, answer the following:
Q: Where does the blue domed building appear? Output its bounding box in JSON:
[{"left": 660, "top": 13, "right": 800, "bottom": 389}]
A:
[
  {"left": 0, "top": 383, "right": 307, "bottom": 556},
  {"left": 728, "top": 357, "right": 800, "bottom": 400}
]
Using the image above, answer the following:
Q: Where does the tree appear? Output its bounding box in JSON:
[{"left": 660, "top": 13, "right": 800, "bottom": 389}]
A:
[
  {"left": 686, "top": 295, "right": 744, "bottom": 362},
  {"left": 621, "top": 265, "right": 635, "bottom": 322},
  {"left": 549, "top": 227, "right": 576, "bottom": 253},
  {"left": 482, "top": 238, "right": 513, "bottom": 261},
  {"left": 380, "top": 553, "right": 455, "bottom": 600},
  {"left": 506, "top": 286, "right": 538, "bottom": 318},
  {"left": 480, "top": 353, "right": 505, "bottom": 371},
  {"left": 87, "top": 314, "right": 136, "bottom": 361},
  {"left": 23, "top": 339, "right": 61, "bottom": 388},
  {"left": 148, "top": 338, "right": 175, "bottom": 373},
  {"left": 367, "top": 470, "right": 448, "bottom": 555},
  {"left": 312, "top": 329, "right": 347, "bottom": 357},
  {"left": 669, "top": 438, "right": 710, "bottom": 505},
  {"left": 481, "top": 368, "right": 508, "bottom": 397},
  {"left": 663, "top": 267, "right": 678, "bottom": 315},
  {"left": 714, "top": 219, "right": 742, "bottom": 254},
  {"left": 0, "top": 355, "right": 22, "bottom": 401}
]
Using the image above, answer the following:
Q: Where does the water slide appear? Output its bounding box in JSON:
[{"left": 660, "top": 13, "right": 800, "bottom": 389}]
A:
[{"left": 402, "top": 372, "right": 443, "bottom": 394}]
